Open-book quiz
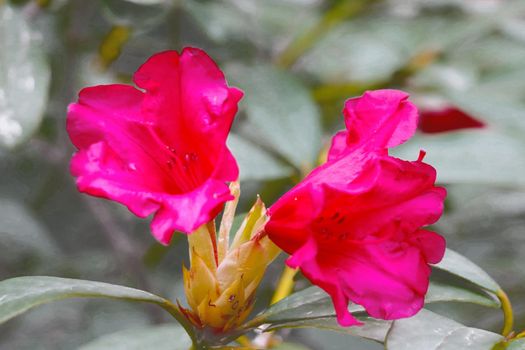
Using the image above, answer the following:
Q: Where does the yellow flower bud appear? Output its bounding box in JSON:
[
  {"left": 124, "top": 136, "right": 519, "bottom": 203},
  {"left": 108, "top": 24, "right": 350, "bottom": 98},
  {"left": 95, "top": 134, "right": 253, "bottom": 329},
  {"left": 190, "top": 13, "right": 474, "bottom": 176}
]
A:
[{"left": 182, "top": 183, "right": 281, "bottom": 332}]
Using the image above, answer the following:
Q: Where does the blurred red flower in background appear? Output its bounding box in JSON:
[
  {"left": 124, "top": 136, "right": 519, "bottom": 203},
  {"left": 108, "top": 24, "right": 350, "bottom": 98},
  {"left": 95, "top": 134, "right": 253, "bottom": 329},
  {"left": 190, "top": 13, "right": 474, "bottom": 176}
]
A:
[{"left": 419, "top": 106, "right": 485, "bottom": 133}]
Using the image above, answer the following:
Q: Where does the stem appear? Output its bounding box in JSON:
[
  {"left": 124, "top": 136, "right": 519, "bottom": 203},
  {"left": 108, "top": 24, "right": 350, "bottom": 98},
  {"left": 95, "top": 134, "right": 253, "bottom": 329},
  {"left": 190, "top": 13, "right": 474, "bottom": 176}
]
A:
[
  {"left": 98, "top": 25, "right": 132, "bottom": 69},
  {"left": 275, "top": 0, "right": 375, "bottom": 68},
  {"left": 158, "top": 300, "right": 199, "bottom": 347},
  {"left": 36, "top": 0, "right": 52, "bottom": 7},
  {"left": 270, "top": 266, "right": 299, "bottom": 305},
  {"left": 517, "top": 330, "right": 525, "bottom": 339},
  {"left": 497, "top": 289, "right": 514, "bottom": 337}
]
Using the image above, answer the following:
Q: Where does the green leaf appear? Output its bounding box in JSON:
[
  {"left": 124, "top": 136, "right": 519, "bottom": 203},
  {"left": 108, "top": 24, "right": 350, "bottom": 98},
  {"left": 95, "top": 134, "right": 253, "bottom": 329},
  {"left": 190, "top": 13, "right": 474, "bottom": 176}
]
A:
[
  {"left": 244, "top": 286, "right": 341, "bottom": 328},
  {"left": 268, "top": 316, "right": 391, "bottom": 343},
  {"left": 449, "top": 37, "right": 525, "bottom": 74},
  {"left": 298, "top": 328, "right": 383, "bottom": 350},
  {"left": 0, "top": 276, "right": 178, "bottom": 325},
  {"left": 391, "top": 130, "right": 525, "bottom": 186},
  {"left": 227, "top": 64, "right": 322, "bottom": 170},
  {"left": 185, "top": 0, "right": 319, "bottom": 47},
  {"left": 101, "top": 0, "right": 171, "bottom": 27},
  {"left": 298, "top": 21, "right": 406, "bottom": 83},
  {"left": 299, "top": 16, "right": 490, "bottom": 84},
  {"left": 272, "top": 343, "right": 312, "bottom": 350},
  {"left": 425, "top": 282, "right": 500, "bottom": 308},
  {"left": 385, "top": 309, "right": 503, "bottom": 350},
  {"left": 0, "top": 4, "right": 50, "bottom": 149},
  {"left": 228, "top": 133, "right": 293, "bottom": 181},
  {"left": 184, "top": 0, "right": 252, "bottom": 43},
  {"left": 506, "top": 338, "right": 525, "bottom": 350},
  {"left": 245, "top": 279, "right": 497, "bottom": 332},
  {"left": 78, "top": 324, "right": 191, "bottom": 350},
  {"left": 433, "top": 249, "right": 501, "bottom": 293}
]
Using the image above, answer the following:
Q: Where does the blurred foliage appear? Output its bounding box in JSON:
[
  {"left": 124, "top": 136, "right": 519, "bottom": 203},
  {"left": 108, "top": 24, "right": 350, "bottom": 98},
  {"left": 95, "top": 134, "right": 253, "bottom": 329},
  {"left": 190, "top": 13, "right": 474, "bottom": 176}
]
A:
[{"left": 1, "top": 0, "right": 525, "bottom": 349}]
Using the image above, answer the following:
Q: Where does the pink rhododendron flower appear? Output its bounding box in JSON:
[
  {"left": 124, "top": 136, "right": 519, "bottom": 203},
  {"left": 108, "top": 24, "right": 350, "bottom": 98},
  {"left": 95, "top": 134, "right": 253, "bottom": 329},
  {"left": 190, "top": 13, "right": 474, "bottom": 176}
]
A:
[
  {"left": 419, "top": 106, "right": 485, "bottom": 133},
  {"left": 67, "top": 48, "right": 243, "bottom": 244},
  {"left": 265, "top": 90, "right": 446, "bottom": 326}
]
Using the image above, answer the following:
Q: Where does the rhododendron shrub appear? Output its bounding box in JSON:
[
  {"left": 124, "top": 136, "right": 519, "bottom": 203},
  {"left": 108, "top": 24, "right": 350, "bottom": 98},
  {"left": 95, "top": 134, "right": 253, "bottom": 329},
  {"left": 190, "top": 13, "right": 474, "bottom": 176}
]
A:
[
  {"left": 68, "top": 48, "right": 447, "bottom": 328},
  {"left": 67, "top": 46, "right": 447, "bottom": 327},
  {"left": 1, "top": 47, "right": 519, "bottom": 350}
]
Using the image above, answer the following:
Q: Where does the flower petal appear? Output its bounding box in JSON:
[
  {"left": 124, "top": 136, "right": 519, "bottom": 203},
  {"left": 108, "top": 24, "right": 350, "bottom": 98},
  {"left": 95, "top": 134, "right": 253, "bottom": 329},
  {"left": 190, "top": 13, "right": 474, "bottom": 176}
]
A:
[
  {"left": 71, "top": 142, "right": 234, "bottom": 244},
  {"left": 298, "top": 237, "right": 432, "bottom": 323},
  {"left": 329, "top": 89, "right": 418, "bottom": 159},
  {"left": 133, "top": 48, "right": 243, "bottom": 164},
  {"left": 149, "top": 179, "right": 233, "bottom": 244},
  {"left": 409, "top": 229, "right": 446, "bottom": 264}
]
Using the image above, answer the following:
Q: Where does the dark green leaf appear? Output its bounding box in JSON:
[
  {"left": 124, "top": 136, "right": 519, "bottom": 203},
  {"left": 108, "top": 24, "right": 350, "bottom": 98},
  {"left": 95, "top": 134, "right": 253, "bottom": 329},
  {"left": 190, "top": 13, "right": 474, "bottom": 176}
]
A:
[
  {"left": 244, "top": 286, "right": 340, "bottom": 328},
  {"left": 0, "top": 276, "right": 169, "bottom": 325},
  {"left": 433, "top": 249, "right": 501, "bottom": 293},
  {"left": 385, "top": 309, "right": 503, "bottom": 350},
  {"left": 245, "top": 279, "right": 498, "bottom": 332},
  {"left": 298, "top": 328, "right": 383, "bottom": 350},
  {"left": 426, "top": 281, "right": 500, "bottom": 308},
  {"left": 267, "top": 316, "right": 391, "bottom": 343}
]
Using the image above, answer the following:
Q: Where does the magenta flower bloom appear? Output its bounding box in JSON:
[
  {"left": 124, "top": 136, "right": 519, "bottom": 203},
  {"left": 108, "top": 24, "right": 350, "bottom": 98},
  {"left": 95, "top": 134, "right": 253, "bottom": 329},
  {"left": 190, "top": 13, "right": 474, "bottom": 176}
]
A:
[
  {"left": 67, "top": 48, "right": 243, "bottom": 244},
  {"left": 265, "top": 90, "right": 446, "bottom": 326}
]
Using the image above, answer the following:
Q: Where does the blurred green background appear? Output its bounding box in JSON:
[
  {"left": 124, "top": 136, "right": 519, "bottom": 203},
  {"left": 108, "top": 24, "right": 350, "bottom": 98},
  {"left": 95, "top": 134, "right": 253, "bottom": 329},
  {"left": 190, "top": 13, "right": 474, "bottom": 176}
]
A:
[{"left": 1, "top": 0, "right": 525, "bottom": 349}]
